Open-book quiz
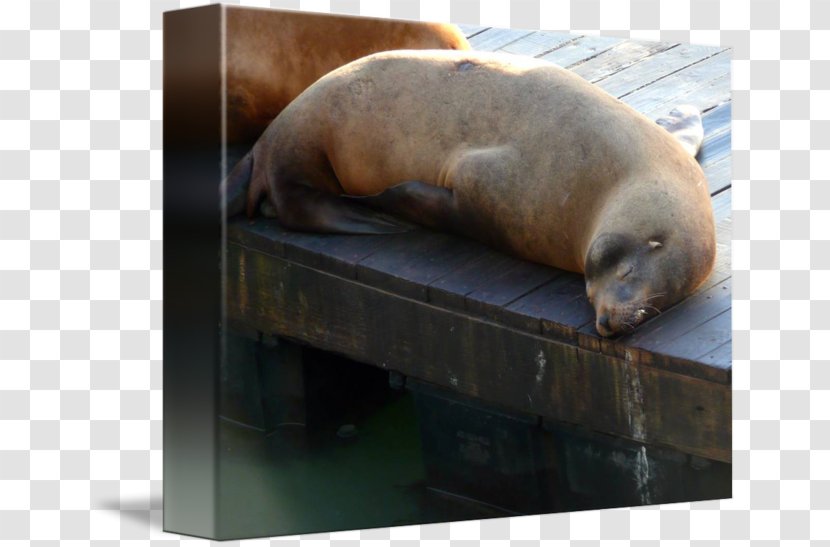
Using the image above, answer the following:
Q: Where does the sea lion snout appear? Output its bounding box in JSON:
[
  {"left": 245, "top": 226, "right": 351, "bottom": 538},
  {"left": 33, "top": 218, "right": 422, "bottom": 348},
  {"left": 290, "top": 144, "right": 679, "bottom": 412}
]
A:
[{"left": 594, "top": 294, "right": 659, "bottom": 338}]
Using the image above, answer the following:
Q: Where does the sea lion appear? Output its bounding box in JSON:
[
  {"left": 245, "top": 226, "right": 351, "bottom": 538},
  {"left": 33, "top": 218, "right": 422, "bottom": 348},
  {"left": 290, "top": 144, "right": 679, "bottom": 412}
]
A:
[
  {"left": 225, "top": 7, "right": 470, "bottom": 143},
  {"left": 225, "top": 49, "right": 715, "bottom": 337}
]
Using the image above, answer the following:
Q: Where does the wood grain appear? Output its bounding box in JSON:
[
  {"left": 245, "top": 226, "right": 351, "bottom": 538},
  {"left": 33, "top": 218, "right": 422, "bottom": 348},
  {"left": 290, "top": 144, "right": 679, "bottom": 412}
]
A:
[{"left": 226, "top": 243, "right": 731, "bottom": 462}]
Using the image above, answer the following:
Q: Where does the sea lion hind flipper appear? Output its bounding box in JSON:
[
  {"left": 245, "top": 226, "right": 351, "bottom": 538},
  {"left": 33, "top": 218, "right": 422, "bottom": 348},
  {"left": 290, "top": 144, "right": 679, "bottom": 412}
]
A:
[
  {"left": 344, "top": 181, "right": 463, "bottom": 234},
  {"left": 655, "top": 105, "right": 704, "bottom": 158},
  {"left": 276, "top": 183, "right": 414, "bottom": 234}
]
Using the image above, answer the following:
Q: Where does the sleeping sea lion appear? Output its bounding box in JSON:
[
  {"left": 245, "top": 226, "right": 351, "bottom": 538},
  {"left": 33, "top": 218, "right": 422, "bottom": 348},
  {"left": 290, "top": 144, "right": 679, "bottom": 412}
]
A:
[{"left": 224, "top": 49, "right": 716, "bottom": 337}]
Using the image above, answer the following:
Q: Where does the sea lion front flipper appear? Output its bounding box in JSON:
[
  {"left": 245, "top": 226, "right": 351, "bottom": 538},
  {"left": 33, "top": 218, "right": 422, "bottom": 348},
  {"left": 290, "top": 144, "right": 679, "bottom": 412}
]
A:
[
  {"left": 276, "top": 183, "right": 414, "bottom": 235},
  {"left": 655, "top": 105, "right": 704, "bottom": 158},
  {"left": 344, "top": 181, "right": 463, "bottom": 234},
  {"left": 221, "top": 149, "right": 254, "bottom": 217}
]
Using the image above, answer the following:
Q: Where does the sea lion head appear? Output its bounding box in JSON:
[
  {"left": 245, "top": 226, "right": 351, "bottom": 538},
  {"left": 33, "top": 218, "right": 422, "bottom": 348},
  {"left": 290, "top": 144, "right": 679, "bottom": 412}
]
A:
[
  {"left": 584, "top": 225, "right": 714, "bottom": 337},
  {"left": 582, "top": 172, "right": 716, "bottom": 337},
  {"left": 585, "top": 233, "right": 669, "bottom": 337},
  {"left": 584, "top": 232, "right": 677, "bottom": 337}
]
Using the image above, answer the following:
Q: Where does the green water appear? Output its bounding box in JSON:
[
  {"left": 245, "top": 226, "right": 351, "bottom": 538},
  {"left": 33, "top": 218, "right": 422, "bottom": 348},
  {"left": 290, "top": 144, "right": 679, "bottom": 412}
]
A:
[{"left": 216, "top": 390, "right": 503, "bottom": 539}]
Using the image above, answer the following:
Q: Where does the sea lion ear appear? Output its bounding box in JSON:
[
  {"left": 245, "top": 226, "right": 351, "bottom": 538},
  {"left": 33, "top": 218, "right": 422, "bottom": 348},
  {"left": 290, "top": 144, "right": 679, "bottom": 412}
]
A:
[
  {"left": 648, "top": 240, "right": 663, "bottom": 250},
  {"left": 655, "top": 104, "right": 704, "bottom": 158}
]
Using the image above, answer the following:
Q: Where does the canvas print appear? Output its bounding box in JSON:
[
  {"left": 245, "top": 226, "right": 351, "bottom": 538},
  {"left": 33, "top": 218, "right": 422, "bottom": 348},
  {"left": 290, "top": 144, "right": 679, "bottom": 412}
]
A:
[{"left": 163, "top": 5, "right": 731, "bottom": 540}]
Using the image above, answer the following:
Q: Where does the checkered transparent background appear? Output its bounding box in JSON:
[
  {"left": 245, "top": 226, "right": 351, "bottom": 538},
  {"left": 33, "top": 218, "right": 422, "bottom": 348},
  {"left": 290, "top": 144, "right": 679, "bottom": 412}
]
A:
[{"left": 0, "top": 0, "right": 822, "bottom": 543}]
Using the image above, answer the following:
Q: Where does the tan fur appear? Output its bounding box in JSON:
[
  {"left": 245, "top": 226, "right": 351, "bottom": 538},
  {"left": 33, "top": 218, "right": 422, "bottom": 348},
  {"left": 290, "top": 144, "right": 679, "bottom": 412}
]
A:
[
  {"left": 249, "top": 50, "right": 717, "bottom": 336},
  {"left": 225, "top": 7, "right": 470, "bottom": 144}
]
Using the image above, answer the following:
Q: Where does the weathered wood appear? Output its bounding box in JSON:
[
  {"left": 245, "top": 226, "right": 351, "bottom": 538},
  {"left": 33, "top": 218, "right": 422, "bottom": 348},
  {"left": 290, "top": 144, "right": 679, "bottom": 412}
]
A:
[
  {"left": 226, "top": 243, "right": 731, "bottom": 462},
  {"left": 656, "top": 310, "right": 732, "bottom": 366},
  {"left": 614, "top": 278, "right": 732, "bottom": 376},
  {"left": 596, "top": 42, "right": 723, "bottom": 98},
  {"left": 468, "top": 27, "right": 535, "bottom": 51},
  {"left": 697, "top": 124, "right": 732, "bottom": 169},
  {"left": 643, "top": 76, "right": 730, "bottom": 124},
  {"left": 499, "top": 31, "right": 578, "bottom": 57},
  {"left": 228, "top": 217, "right": 388, "bottom": 280},
  {"left": 571, "top": 40, "right": 679, "bottom": 83},
  {"left": 711, "top": 214, "right": 733, "bottom": 287},
  {"left": 547, "top": 422, "right": 730, "bottom": 509},
  {"left": 539, "top": 35, "right": 622, "bottom": 68},
  {"left": 226, "top": 177, "right": 732, "bottom": 381},
  {"left": 711, "top": 188, "right": 732, "bottom": 225},
  {"left": 428, "top": 248, "right": 523, "bottom": 311},
  {"left": 501, "top": 272, "right": 594, "bottom": 343},
  {"left": 701, "top": 101, "right": 732, "bottom": 136},
  {"left": 704, "top": 158, "right": 732, "bottom": 196},
  {"left": 695, "top": 340, "right": 732, "bottom": 373},
  {"left": 621, "top": 51, "right": 730, "bottom": 114},
  {"left": 699, "top": 101, "right": 732, "bottom": 197},
  {"left": 458, "top": 25, "right": 489, "bottom": 39},
  {"left": 464, "top": 261, "right": 560, "bottom": 321},
  {"left": 355, "top": 230, "right": 488, "bottom": 302}
]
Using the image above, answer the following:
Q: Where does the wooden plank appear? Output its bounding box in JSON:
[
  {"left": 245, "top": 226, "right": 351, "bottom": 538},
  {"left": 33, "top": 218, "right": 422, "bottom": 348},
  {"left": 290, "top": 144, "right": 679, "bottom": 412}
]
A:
[
  {"left": 711, "top": 213, "right": 732, "bottom": 285},
  {"left": 539, "top": 35, "right": 622, "bottom": 68},
  {"left": 699, "top": 102, "right": 732, "bottom": 196},
  {"left": 711, "top": 188, "right": 731, "bottom": 224},
  {"left": 468, "top": 27, "right": 535, "bottom": 51},
  {"left": 577, "top": 350, "right": 730, "bottom": 463},
  {"left": 541, "top": 291, "right": 595, "bottom": 342},
  {"left": 464, "top": 261, "right": 561, "bottom": 321},
  {"left": 227, "top": 217, "right": 288, "bottom": 259},
  {"left": 596, "top": 43, "right": 723, "bottom": 99},
  {"left": 699, "top": 102, "right": 732, "bottom": 170},
  {"left": 229, "top": 199, "right": 731, "bottom": 383},
  {"left": 695, "top": 340, "right": 732, "bottom": 373},
  {"left": 701, "top": 101, "right": 732, "bottom": 137},
  {"left": 355, "top": 230, "right": 489, "bottom": 302},
  {"left": 641, "top": 74, "right": 730, "bottom": 124},
  {"left": 571, "top": 40, "right": 679, "bottom": 83},
  {"left": 500, "top": 272, "right": 594, "bottom": 343},
  {"left": 631, "top": 293, "right": 731, "bottom": 359},
  {"left": 226, "top": 243, "right": 731, "bottom": 462},
  {"left": 705, "top": 158, "right": 732, "bottom": 197},
  {"left": 428, "top": 249, "right": 524, "bottom": 311},
  {"left": 621, "top": 51, "right": 730, "bottom": 113},
  {"left": 458, "top": 25, "right": 489, "bottom": 39},
  {"left": 227, "top": 217, "right": 395, "bottom": 280},
  {"left": 697, "top": 122, "right": 732, "bottom": 168},
  {"left": 657, "top": 309, "right": 732, "bottom": 367},
  {"left": 615, "top": 278, "right": 732, "bottom": 373},
  {"left": 499, "top": 31, "right": 578, "bottom": 57}
]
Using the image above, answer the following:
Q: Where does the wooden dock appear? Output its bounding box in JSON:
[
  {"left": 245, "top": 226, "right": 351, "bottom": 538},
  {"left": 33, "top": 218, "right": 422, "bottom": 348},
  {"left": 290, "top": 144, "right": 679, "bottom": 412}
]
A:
[{"left": 224, "top": 28, "right": 731, "bottom": 509}]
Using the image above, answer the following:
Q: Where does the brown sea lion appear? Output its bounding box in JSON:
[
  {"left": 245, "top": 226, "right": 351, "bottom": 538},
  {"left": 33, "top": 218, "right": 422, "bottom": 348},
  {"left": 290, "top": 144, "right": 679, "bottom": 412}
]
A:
[
  {"left": 225, "top": 50, "right": 715, "bottom": 337},
  {"left": 225, "top": 7, "right": 470, "bottom": 143}
]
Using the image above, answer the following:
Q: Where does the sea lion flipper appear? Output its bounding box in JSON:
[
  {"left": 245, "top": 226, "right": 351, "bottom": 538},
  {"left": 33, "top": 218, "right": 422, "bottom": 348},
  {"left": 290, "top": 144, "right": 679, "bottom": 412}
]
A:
[
  {"left": 655, "top": 105, "right": 704, "bottom": 158},
  {"left": 344, "top": 181, "right": 462, "bottom": 234},
  {"left": 277, "top": 183, "right": 414, "bottom": 234},
  {"left": 222, "top": 149, "right": 254, "bottom": 217}
]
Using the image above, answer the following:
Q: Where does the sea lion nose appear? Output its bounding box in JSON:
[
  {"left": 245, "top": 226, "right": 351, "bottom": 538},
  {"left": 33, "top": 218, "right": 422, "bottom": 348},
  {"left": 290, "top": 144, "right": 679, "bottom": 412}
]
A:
[{"left": 598, "top": 314, "right": 611, "bottom": 332}]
